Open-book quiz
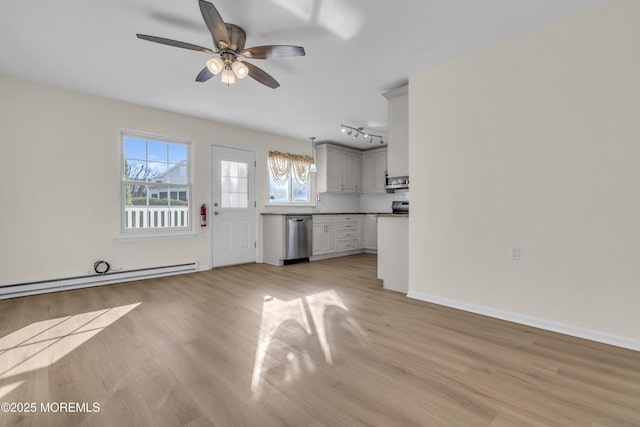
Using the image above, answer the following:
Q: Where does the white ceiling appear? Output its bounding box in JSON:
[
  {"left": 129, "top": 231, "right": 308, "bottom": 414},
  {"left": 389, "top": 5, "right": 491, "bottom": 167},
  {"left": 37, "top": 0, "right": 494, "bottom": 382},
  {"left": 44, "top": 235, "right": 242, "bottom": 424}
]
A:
[{"left": 0, "top": 0, "right": 603, "bottom": 150}]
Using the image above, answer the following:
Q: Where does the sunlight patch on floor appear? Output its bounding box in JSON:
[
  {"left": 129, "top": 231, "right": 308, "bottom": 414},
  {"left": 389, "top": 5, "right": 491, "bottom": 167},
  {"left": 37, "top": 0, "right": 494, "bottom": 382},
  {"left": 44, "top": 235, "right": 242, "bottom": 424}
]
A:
[
  {"left": 0, "top": 380, "right": 24, "bottom": 400},
  {"left": 251, "top": 290, "right": 365, "bottom": 393},
  {"left": 0, "top": 303, "right": 141, "bottom": 388}
]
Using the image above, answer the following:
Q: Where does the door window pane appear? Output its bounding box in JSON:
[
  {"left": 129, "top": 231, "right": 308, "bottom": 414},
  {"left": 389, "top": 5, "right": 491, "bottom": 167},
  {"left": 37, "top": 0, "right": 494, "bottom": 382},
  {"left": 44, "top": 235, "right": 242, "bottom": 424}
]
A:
[{"left": 221, "top": 161, "right": 249, "bottom": 208}]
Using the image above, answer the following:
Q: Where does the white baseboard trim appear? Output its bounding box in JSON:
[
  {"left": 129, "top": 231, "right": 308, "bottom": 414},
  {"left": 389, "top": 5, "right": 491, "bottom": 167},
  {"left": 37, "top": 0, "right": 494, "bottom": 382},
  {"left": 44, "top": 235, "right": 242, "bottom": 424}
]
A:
[
  {"left": 407, "top": 291, "right": 640, "bottom": 352},
  {"left": 310, "top": 249, "right": 364, "bottom": 262}
]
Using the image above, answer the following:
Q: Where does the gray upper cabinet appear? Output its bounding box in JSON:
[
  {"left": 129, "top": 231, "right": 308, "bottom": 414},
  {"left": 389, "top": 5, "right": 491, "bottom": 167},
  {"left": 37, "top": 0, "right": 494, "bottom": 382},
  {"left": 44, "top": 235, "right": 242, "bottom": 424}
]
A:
[
  {"left": 383, "top": 85, "right": 409, "bottom": 178},
  {"left": 316, "top": 144, "right": 361, "bottom": 193},
  {"left": 316, "top": 143, "right": 386, "bottom": 194},
  {"left": 362, "top": 148, "right": 387, "bottom": 193}
]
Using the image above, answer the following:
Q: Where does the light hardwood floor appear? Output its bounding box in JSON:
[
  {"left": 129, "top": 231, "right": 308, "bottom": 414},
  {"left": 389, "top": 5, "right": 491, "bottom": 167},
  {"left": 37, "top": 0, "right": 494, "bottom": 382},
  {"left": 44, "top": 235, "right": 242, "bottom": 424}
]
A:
[{"left": 1, "top": 254, "right": 639, "bottom": 426}]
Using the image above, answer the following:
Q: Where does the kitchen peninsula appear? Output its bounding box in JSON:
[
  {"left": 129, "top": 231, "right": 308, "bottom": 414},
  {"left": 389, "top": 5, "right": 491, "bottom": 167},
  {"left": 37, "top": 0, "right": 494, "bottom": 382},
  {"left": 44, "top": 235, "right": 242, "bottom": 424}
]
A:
[{"left": 377, "top": 214, "right": 409, "bottom": 294}]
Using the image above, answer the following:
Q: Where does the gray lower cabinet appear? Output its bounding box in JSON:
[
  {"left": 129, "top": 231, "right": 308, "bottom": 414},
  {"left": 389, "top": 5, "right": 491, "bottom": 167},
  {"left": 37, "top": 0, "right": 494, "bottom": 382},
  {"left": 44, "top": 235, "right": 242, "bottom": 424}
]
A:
[
  {"left": 262, "top": 215, "right": 286, "bottom": 265},
  {"left": 335, "top": 216, "right": 358, "bottom": 251},
  {"left": 312, "top": 215, "right": 362, "bottom": 257},
  {"left": 357, "top": 216, "right": 366, "bottom": 249},
  {"left": 312, "top": 221, "right": 336, "bottom": 255},
  {"left": 264, "top": 214, "right": 374, "bottom": 265},
  {"left": 365, "top": 214, "right": 378, "bottom": 250}
]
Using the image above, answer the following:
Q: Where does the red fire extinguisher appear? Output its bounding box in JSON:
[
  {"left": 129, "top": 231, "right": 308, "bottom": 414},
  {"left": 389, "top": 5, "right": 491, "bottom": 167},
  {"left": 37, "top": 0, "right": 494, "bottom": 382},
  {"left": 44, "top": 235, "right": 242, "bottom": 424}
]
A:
[{"left": 200, "top": 204, "right": 207, "bottom": 227}]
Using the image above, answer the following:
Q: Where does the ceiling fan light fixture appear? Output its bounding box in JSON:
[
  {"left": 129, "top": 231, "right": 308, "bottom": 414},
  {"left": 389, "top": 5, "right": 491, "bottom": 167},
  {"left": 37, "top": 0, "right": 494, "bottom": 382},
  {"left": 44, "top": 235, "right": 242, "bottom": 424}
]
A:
[
  {"left": 221, "top": 67, "right": 236, "bottom": 84},
  {"left": 232, "top": 61, "right": 249, "bottom": 79},
  {"left": 206, "top": 57, "right": 224, "bottom": 75}
]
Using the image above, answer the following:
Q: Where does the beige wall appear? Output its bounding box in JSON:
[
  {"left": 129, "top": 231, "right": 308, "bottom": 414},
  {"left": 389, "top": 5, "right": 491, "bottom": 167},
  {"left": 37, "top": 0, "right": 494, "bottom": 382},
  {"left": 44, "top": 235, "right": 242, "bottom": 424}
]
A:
[
  {"left": 0, "top": 75, "right": 308, "bottom": 285},
  {"left": 408, "top": 0, "right": 640, "bottom": 346}
]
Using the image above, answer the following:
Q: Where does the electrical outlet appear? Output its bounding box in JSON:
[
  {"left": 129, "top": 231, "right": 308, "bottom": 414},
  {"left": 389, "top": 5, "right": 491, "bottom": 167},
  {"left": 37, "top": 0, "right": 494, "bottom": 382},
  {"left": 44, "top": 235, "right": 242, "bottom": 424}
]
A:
[{"left": 511, "top": 246, "right": 521, "bottom": 261}]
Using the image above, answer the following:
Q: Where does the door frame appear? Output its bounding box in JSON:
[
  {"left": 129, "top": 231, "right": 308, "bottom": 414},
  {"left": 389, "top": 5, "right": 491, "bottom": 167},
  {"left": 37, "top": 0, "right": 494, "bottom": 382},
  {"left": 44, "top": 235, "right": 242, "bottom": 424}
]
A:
[{"left": 210, "top": 144, "right": 259, "bottom": 268}]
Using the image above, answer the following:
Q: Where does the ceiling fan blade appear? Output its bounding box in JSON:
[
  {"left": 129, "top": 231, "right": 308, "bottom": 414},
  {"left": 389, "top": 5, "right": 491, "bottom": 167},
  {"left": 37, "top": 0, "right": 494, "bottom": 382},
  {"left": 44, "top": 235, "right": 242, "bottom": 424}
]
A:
[
  {"left": 242, "top": 61, "right": 280, "bottom": 89},
  {"left": 195, "top": 67, "right": 215, "bottom": 82},
  {"left": 198, "top": 0, "right": 230, "bottom": 49},
  {"left": 136, "top": 34, "right": 214, "bottom": 54},
  {"left": 240, "top": 45, "right": 306, "bottom": 59}
]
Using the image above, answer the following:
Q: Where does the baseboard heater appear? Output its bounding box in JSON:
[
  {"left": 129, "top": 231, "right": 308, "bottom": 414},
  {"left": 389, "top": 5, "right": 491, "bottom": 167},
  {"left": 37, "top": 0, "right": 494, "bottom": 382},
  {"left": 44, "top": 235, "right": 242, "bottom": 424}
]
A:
[{"left": 0, "top": 262, "right": 198, "bottom": 300}]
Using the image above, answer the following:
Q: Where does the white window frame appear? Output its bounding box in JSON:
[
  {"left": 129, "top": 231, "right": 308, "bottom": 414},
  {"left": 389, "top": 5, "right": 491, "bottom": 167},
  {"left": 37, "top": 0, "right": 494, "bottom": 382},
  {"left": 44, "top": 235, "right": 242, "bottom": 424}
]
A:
[
  {"left": 268, "top": 161, "right": 312, "bottom": 205},
  {"left": 120, "top": 130, "right": 193, "bottom": 236}
]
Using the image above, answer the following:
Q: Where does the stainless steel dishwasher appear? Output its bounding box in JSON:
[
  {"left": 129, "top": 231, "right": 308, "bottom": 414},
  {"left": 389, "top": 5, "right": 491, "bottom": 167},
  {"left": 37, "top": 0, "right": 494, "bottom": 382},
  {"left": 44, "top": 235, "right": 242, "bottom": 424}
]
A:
[{"left": 285, "top": 215, "right": 313, "bottom": 264}]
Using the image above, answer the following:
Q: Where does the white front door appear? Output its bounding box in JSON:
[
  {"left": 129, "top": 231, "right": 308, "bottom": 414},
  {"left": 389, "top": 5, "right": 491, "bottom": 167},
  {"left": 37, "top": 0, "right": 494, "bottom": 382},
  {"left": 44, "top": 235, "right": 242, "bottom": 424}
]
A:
[{"left": 211, "top": 146, "right": 256, "bottom": 267}]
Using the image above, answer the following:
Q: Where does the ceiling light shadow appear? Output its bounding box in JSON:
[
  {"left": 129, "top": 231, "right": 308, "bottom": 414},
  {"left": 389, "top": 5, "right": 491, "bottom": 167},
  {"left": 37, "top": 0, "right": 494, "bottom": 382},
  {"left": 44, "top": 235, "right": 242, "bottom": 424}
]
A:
[
  {"left": 317, "top": 0, "right": 363, "bottom": 40},
  {"left": 270, "top": 0, "right": 315, "bottom": 21}
]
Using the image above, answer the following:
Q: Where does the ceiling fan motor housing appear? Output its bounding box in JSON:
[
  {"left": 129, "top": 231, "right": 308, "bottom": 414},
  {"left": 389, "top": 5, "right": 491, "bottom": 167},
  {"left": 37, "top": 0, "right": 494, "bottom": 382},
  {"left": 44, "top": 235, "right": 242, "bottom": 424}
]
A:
[{"left": 223, "top": 23, "right": 247, "bottom": 52}]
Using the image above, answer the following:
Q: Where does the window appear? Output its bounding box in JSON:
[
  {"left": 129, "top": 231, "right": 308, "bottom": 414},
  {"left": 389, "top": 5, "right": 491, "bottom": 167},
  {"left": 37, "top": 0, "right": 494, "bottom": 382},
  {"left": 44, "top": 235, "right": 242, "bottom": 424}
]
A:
[
  {"left": 268, "top": 151, "right": 312, "bottom": 204},
  {"left": 121, "top": 131, "right": 191, "bottom": 232},
  {"left": 221, "top": 160, "right": 249, "bottom": 208}
]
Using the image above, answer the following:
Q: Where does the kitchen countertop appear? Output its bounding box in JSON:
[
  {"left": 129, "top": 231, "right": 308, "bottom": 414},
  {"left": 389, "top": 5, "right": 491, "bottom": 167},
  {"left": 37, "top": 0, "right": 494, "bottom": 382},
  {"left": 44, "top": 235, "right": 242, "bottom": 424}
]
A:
[{"left": 377, "top": 213, "right": 409, "bottom": 218}]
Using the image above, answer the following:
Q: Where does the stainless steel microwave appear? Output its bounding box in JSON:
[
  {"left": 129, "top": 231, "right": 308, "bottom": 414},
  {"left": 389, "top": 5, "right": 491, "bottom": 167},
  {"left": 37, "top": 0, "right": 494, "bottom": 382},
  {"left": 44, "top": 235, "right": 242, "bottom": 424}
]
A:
[{"left": 385, "top": 176, "right": 409, "bottom": 192}]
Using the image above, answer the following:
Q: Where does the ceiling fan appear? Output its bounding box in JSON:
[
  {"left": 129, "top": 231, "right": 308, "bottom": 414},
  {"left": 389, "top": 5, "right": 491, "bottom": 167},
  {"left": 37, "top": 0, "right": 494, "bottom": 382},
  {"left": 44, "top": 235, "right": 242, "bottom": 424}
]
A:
[{"left": 136, "top": 0, "right": 306, "bottom": 89}]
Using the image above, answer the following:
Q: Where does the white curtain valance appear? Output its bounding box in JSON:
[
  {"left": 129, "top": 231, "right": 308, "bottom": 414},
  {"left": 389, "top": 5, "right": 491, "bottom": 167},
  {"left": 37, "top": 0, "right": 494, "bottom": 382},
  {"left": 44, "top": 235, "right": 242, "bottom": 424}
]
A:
[{"left": 268, "top": 151, "right": 313, "bottom": 184}]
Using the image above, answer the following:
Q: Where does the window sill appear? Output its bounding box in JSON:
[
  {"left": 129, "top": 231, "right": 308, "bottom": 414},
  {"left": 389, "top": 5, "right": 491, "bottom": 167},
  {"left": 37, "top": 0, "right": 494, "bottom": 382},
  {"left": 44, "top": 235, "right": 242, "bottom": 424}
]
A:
[{"left": 115, "top": 231, "right": 198, "bottom": 241}]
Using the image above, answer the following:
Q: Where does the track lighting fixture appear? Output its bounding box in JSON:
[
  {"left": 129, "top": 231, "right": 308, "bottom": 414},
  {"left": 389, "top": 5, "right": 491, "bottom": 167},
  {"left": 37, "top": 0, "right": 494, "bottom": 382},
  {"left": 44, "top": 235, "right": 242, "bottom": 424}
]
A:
[{"left": 340, "top": 125, "right": 384, "bottom": 144}]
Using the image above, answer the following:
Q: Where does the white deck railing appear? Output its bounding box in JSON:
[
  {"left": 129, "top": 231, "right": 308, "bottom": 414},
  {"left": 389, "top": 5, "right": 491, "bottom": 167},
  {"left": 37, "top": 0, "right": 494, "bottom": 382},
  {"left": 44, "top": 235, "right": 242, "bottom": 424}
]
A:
[{"left": 125, "top": 206, "right": 189, "bottom": 229}]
